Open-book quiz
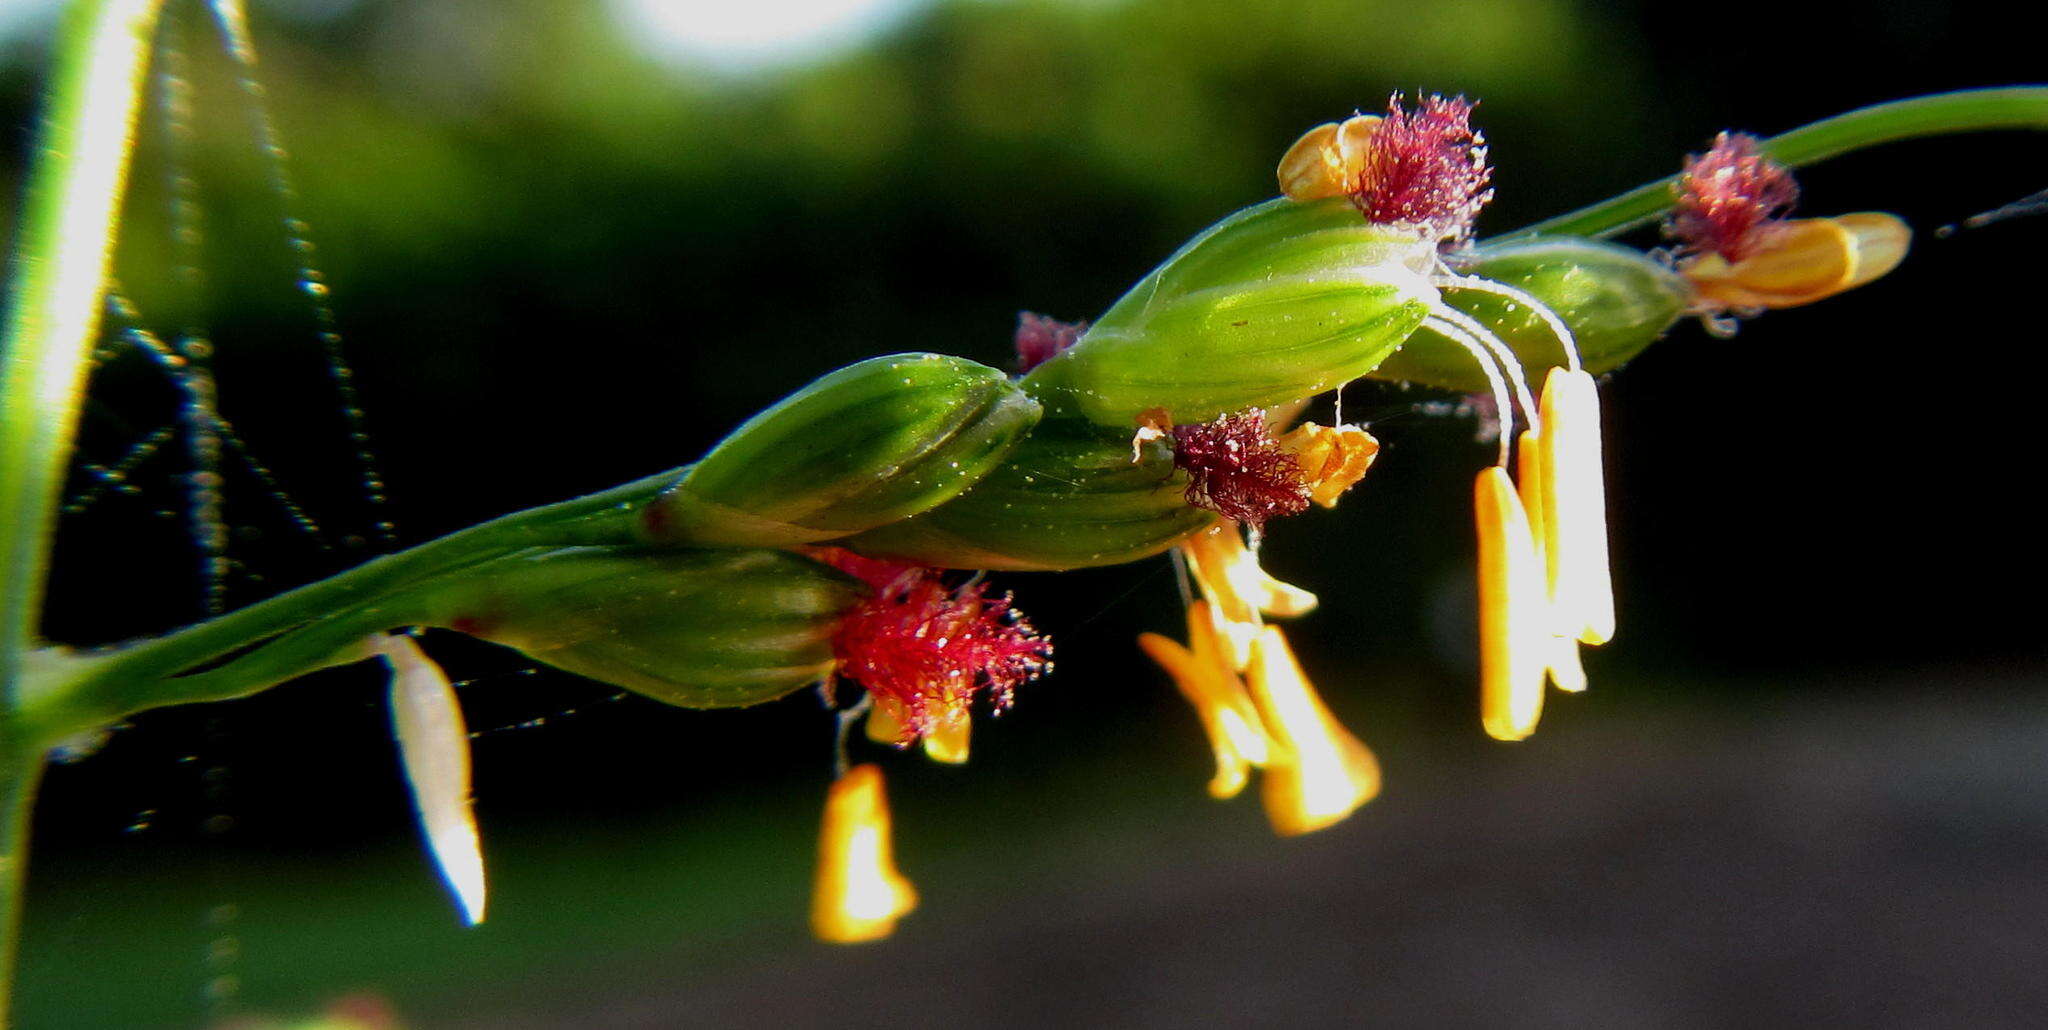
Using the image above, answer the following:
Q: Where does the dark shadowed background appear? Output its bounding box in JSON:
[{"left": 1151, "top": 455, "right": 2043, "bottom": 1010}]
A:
[{"left": 4, "top": 0, "right": 2048, "bottom": 1026}]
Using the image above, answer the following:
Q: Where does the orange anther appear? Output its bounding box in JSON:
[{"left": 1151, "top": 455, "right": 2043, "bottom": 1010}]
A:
[
  {"left": 1280, "top": 422, "right": 1381, "bottom": 508},
  {"left": 811, "top": 765, "right": 918, "bottom": 943},
  {"left": 1475, "top": 466, "right": 1547, "bottom": 741},
  {"left": 1246, "top": 627, "right": 1381, "bottom": 835},
  {"left": 1277, "top": 115, "right": 1381, "bottom": 202},
  {"left": 1682, "top": 213, "right": 1909, "bottom": 310}
]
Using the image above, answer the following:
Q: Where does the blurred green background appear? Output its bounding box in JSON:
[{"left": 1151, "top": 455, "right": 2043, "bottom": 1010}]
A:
[{"left": 4, "top": 0, "right": 2048, "bottom": 1026}]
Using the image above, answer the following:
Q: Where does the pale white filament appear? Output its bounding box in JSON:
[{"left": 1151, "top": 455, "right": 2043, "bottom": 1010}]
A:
[
  {"left": 1434, "top": 273, "right": 1584, "bottom": 372},
  {"left": 1422, "top": 312, "right": 1519, "bottom": 468},
  {"left": 1429, "top": 303, "right": 1540, "bottom": 440}
]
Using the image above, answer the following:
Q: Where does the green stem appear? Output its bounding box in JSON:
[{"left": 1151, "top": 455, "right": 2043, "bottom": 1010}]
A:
[
  {"left": 0, "top": 2, "right": 165, "bottom": 1023},
  {"left": 0, "top": 0, "right": 166, "bottom": 698},
  {"left": 0, "top": 752, "right": 44, "bottom": 1030},
  {"left": 25, "top": 472, "right": 677, "bottom": 732},
  {"left": 1504, "top": 86, "right": 2048, "bottom": 242},
  {"left": 139, "top": 613, "right": 392, "bottom": 708}
]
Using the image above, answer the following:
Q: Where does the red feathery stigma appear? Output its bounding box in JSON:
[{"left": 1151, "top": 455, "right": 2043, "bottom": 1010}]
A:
[
  {"left": 815, "top": 548, "right": 1052, "bottom": 742},
  {"left": 1667, "top": 132, "right": 1800, "bottom": 262},
  {"left": 814, "top": 547, "right": 924, "bottom": 594},
  {"left": 1171, "top": 409, "right": 1312, "bottom": 527},
  {"left": 1351, "top": 93, "right": 1494, "bottom": 242},
  {"left": 1014, "top": 312, "right": 1088, "bottom": 373}
]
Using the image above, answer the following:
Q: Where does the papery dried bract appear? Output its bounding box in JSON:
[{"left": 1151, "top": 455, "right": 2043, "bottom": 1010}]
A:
[{"left": 376, "top": 634, "right": 486, "bottom": 926}]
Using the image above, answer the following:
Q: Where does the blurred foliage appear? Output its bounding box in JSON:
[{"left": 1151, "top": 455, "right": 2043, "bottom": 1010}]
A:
[{"left": 47, "top": 0, "right": 1643, "bottom": 449}]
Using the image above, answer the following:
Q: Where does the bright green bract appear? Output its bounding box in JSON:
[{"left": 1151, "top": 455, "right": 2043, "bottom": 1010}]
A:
[
  {"left": 414, "top": 546, "right": 863, "bottom": 709},
  {"left": 846, "top": 421, "right": 1212, "bottom": 571},
  {"left": 1021, "top": 199, "right": 1436, "bottom": 426},
  {"left": 646, "top": 353, "right": 1042, "bottom": 548}
]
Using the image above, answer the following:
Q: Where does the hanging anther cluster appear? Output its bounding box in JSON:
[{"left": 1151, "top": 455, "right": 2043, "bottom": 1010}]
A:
[
  {"left": 803, "top": 552, "right": 1050, "bottom": 942},
  {"left": 1272, "top": 95, "right": 1613, "bottom": 744},
  {"left": 1139, "top": 415, "right": 1382, "bottom": 833},
  {"left": 1472, "top": 366, "right": 1608, "bottom": 740}
]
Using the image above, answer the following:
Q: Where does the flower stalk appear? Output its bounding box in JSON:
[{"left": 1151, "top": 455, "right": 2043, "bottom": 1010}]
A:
[
  {"left": 0, "top": 2, "right": 169, "bottom": 1022},
  {"left": 0, "top": 0, "right": 166, "bottom": 696},
  {"left": 1507, "top": 88, "right": 2048, "bottom": 242},
  {"left": 1, "top": 3, "right": 2045, "bottom": 1006}
]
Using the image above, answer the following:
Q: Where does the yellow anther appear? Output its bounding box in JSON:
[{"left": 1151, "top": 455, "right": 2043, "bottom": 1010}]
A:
[
  {"left": 1537, "top": 368, "right": 1615, "bottom": 646},
  {"left": 1547, "top": 628, "right": 1588, "bottom": 693},
  {"left": 1278, "top": 122, "right": 1342, "bottom": 200},
  {"left": 864, "top": 694, "right": 971, "bottom": 764},
  {"left": 1515, "top": 428, "right": 1589, "bottom": 694},
  {"left": 1184, "top": 521, "right": 1319, "bottom": 623},
  {"left": 811, "top": 764, "right": 918, "bottom": 944},
  {"left": 1199, "top": 590, "right": 1259, "bottom": 674},
  {"left": 1515, "top": 428, "right": 1546, "bottom": 555},
  {"left": 1475, "top": 466, "right": 1547, "bottom": 741},
  {"left": 1834, "top": 212, "right": 1912, "bottom": 291},
  {"left": 1681, "top": 213, "right": 1910, "bottom": 310},
  {"left": 1277, "top": 114, "right": 1381, "bottom": 202},
  {"left": 1138, "top": 600, "right": 1277, "bottom": 799},
  {"left": 1245, "top": 626, "right": 1381, "bottom": 836},
  {"left": 1279, "top": 422, "right": 1381, "bottom": 508},
  {"left": 1183, "top": 602, "right": 1275, "bottom": 769},
  {"left": 865, "top": 695, "right": 910, "bottom": 746},
  {"left": 920, "top": 702, "right": 972, "bottom": 765}
]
